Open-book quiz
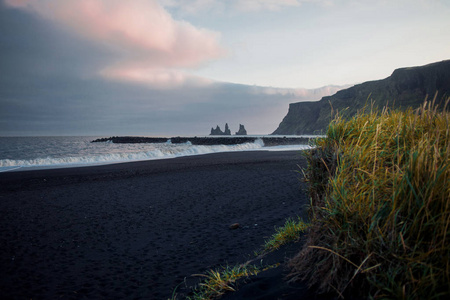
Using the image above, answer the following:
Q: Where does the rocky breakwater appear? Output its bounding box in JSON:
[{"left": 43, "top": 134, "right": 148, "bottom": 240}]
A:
[
  {"left": 91, "top": 136, "right": 313, "bottom": 146},
  {"left": 92, "top": 136, "right": 168, "bottom": 143}
]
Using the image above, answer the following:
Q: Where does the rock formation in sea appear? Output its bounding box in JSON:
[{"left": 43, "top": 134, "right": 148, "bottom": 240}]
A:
[
  {"left": 210, "top": 125, "right": 224, "bottom": 135},
  {"left": 235, "top": 124, "right": 247, "bottom": 135},
  {"left": 210, "top": 124, "right": 231, "bottom": 135},
  {"left": 224, "top": 123, "right": 231, "bottom": 135},
  {"left": 272, "top": 60, "right": 450, "bottom": 135}
]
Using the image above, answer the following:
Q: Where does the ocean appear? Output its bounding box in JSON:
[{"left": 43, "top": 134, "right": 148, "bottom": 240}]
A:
[{"left": 0, "top": 136, "right": 313, "bottom": 172}]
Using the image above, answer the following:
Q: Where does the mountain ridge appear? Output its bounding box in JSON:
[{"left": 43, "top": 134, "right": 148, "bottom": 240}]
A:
[{"left": 272, "top": 60, "right": 450, "bottom": 135}]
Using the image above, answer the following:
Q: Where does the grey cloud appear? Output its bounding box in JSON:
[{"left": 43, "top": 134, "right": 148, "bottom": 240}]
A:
[
  {"left": 0, "top": 4, "right": 118, "bottom": 80},
  {"left": 0, "top": 5, "right": 338, "bottom": 136}
]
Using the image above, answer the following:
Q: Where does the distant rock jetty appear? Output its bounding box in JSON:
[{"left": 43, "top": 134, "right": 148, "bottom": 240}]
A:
[{"left": 91, "top": 136, "right": 312, "bottom": 146}]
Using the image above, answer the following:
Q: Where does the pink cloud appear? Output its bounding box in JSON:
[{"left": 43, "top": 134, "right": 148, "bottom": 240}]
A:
[
  {"left": 100, "top": 66, "right": 214, "bottom": 89},
  {"left": 4, "top": 0, "right": 225, "bottom": 88},
  {"left": 162, "top": 0, "right": 303, "bottom": 13}
]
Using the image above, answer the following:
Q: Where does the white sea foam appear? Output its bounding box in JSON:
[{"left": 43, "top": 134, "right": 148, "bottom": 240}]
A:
[{"left": 0, "top": 136, "right": 312, "bottom": 171}]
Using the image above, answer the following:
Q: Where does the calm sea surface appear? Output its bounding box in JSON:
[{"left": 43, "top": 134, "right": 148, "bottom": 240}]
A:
[{"left": 0, "top": 136, "right": 312, "bottom": 172}]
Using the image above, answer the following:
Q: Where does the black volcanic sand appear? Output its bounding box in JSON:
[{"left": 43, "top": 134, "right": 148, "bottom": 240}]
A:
[{"left": 0, "top": 151, "right": 317, "bottom": 300}]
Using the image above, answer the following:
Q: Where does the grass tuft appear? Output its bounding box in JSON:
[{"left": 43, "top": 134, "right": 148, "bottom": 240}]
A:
[
  {"left": 289, "top": 98, "right": 450, "bottom": 299},
  {"left": 262, "top": 217, "right": 309, "bottom": 253},
  {"left": 173, "top": 217, "right": 308, "bottom": 299},
  {"left": 187, "top": 264, "right": 263, "bottom": 300}
]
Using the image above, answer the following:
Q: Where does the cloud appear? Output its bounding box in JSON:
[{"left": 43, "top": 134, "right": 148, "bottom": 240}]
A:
[
  {"left": 100, "top": 67, "right": 214, "bottom": 89},
  {"left": 249, "top": 84, "right": 350, "bottom": 98},
  {"left": 161, "top": 0, "right": 220, "bottom": 14},
  {"left": 0, "top": 3, "right": 344, "bottom": 137},
  {"left": 3, "top": 0, "right": 225, "bottom": 88},
  {"left": 232, "top": 0, "right": 301, "bottom": 12},
  {"left": 162, "top": 0, "right": 334, "bottom": 14}
]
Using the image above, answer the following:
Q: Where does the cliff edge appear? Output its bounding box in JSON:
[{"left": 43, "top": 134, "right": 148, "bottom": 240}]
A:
[{"left": 272, "top": 60, "right": 450, "bottom": 135}]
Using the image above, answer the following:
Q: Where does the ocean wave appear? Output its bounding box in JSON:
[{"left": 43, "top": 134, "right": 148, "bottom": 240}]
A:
[{"left": 0, "top": 139, "right": 268, "bottom": 168}]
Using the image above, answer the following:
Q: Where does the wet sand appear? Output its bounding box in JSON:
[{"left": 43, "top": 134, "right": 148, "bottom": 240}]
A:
[{"left": 0, "top": 150, "right": 311, "bottom": 299}]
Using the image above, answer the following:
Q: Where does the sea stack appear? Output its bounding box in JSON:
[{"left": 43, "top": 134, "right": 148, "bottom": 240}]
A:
[
  {"left": 235, "top": 124, "right": 247, "bottom": 135},
  {"left": 224, "top": 123, "right": 231, "bottom": 135},
  {"left": 210, "top": 125, "right": 224, "bottom": 135},
  {"left": 210, "top": 124, "right": 232, "bottom": 135}
]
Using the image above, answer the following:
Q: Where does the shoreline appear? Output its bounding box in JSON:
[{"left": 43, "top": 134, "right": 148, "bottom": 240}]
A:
[
  {"left": 91, "top": 135, "right": 314, "bottom": 146},
  {"left": 1, "top": 150, "right": 303, "bottom": 183},
  {"left": 1, "top": 141, "right": 312, "bottom": 174},
  {"left": 0, "top": 150, "right": 310, "bottom": 299}
]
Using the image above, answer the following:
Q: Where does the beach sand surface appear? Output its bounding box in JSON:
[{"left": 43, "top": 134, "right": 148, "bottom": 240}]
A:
[{"left": 0, "top": 151, "right": 311, "bottom": 299}]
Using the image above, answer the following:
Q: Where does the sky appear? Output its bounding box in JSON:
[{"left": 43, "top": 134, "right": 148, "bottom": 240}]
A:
[{"left": 1, "top": 0, "right": 449, "bottom": 136}]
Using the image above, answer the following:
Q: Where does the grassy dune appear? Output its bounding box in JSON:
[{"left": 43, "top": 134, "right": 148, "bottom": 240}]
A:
[
  {"left": 289, "top": 98, "right": 450, "bottom": 299},
  {"left": 172, "top": 98, "right": 449, "bottom": 299}
]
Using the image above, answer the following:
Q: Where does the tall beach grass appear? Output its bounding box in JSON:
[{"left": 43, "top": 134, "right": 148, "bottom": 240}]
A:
[{"left": 289, "top": 98, "right": 450, "bottom": 299}]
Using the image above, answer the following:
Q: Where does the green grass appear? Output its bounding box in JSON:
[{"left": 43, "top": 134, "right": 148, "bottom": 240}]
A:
[
  {"left": 186, "top": 264, "right": 263, "bottom": 300},
  {"left": 261, "top": 217, "right": 309, "bottom": 253},
  {"left": 289, "top": 98, "right": 450, "bottom": 299},
  {"left": 171, "top": 217, "right": 309, "bottom": 300}
]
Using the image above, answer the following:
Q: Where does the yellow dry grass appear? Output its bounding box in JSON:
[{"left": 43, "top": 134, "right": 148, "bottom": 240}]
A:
[{"left": 290, "top": 98, "right": 450, "bottom": 299}]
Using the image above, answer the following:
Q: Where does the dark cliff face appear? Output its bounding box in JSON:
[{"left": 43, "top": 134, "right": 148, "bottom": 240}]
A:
[{"left": 273, "top": 60, "right": 450, "bottom": 135}]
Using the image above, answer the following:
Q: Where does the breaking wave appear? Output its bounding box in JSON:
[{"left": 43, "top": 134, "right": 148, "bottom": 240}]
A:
[{"left": 0, "top": 138, "right": 276, "bottom": 169}]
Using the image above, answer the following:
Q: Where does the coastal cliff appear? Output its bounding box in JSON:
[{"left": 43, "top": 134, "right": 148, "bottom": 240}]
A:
[{"left": 273, "top": 60, "right": 450, "bottom": 135}]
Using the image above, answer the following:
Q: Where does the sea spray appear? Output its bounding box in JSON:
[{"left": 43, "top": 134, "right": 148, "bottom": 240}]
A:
[{"left": 0, "top": 136, "right": 311, "bottom": 171}]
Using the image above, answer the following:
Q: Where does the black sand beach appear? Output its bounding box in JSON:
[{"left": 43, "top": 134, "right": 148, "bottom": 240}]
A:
[{"left": 0, "top": 151, "right": 311, "bottom": 299}]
